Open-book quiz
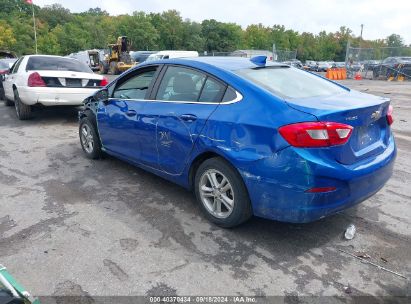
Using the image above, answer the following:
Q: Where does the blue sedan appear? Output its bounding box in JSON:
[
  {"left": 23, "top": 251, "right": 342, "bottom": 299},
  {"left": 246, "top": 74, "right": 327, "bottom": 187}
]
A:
[{"left": 79, "top": 56, "right": 396, "bottom": 227}]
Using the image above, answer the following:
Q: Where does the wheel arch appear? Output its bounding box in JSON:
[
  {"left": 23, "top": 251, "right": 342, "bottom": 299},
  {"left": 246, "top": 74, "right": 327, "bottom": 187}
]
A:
[
  {"left": 80, "top": 108, "right": 98, "bottom": 128},
  {"left": 188, "top": 150, "right": 245, "bottom": 191}
]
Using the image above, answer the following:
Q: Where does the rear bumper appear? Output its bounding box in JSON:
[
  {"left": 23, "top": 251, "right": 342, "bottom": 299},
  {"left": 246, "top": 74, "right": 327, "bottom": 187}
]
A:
[
  {"left": 241, "top": 135, "right": 397, "bottom": 223},
  {"left": 17, "top": 86, "right": 99, "bottom": 106}
]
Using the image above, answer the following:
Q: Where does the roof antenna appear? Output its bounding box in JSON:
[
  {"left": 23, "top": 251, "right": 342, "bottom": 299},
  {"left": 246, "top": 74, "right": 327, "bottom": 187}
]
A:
[{"left": 250, "top": 56, "right": 267, "bottom": 67}]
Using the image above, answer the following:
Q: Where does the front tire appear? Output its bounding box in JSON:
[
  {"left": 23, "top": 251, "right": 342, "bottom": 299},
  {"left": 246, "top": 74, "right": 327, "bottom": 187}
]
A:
[
  {"left": 194, "top": 157, "right": 252, "bottom": 228},
  {"left": 109, "top": 61, "right": 119, "bottom": 75},
  {"left": 14, "top": 89, "right": 31, "bottom": 120},
  {"left": 99, "top": 63, "right": 108, "bottom": 74},
  {"left": 79, "top": 117, "right": 102, "bottom": 159}
]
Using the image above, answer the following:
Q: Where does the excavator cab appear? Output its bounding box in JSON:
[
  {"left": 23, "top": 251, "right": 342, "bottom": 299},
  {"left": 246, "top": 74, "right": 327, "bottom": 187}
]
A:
[{"left": 99, "top": 36, "right": 134, "bottom": 75}]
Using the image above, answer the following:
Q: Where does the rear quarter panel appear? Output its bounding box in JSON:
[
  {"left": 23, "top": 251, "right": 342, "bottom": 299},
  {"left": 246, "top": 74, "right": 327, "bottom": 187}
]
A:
[{"left": 186, "top": 71, "right": 318, "bottom": 182}]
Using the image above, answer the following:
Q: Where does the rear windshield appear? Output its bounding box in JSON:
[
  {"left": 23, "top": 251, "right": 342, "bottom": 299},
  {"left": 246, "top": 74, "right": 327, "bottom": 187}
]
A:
[
  {"left": 132, "top": 53, "right": 153, "bottom": 62},
  {"left": 26, "top": 56, "right": 92, "bottom": 73},
  {"left": 235, "top": 67, "right": 346, "bottom": 99},
  {"left": 146, "top": 55, "right": 164, "bottom": 61}
]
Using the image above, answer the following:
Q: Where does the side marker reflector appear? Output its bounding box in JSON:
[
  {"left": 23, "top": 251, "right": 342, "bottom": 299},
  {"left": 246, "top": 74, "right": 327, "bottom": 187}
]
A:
[{"left": 306, "top": 187, "right": 337, "bottom": 193}]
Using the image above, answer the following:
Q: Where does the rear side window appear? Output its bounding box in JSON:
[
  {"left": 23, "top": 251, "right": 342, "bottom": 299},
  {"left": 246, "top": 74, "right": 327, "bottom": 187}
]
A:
[
  {"left": 222, "top": 87, "right": 238, "bottom": 102},
  {"left": 156, "top": 66, "right": 206, "bottom": 102},
  {"left": 26, "top": 56, "right": 92, "bottom": 73},
  {"left": 199, "top": 78, "right": 226, "bottom": 103},
  {"left": 235, "top": 67, "right": 346, "bottom": 99}
]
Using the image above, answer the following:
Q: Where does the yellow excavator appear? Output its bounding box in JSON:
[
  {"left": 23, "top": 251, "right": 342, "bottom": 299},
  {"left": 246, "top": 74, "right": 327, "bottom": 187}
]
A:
[{"left": 99, "top": 36, "right": 134, "bottom": 75}]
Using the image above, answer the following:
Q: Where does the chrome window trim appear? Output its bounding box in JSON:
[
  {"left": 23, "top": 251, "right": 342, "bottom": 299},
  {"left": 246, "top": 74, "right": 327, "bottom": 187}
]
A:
[{"left": 107, "top": 90, "right": 243, "bottom": 105}]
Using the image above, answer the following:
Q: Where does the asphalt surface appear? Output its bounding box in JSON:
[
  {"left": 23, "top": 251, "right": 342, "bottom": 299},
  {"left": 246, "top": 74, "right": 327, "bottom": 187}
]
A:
[{"left": 0, "top": 79, "right": 410, "bottom": 301}]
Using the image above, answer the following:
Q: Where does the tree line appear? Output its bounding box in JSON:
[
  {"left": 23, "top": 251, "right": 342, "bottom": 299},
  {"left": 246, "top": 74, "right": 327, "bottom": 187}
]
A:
[{"left": 0, "top": 0, "right": 409, "bottom": 61}]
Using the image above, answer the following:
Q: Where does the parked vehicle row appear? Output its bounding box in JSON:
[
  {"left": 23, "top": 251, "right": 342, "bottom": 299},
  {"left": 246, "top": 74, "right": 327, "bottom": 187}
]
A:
[
  {"left": 2, "top": 55, "right": 106, "bottom": 119},
  {"left": 68, "top": 50, "right": 101, "bottom": 72},
  {"left": 372, "top": 56, "right": 411, "bottom": 80}
]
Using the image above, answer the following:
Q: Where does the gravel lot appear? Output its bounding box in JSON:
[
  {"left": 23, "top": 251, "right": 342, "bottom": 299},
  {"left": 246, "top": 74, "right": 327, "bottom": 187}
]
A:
[{"left": 0, "top": 79, "right": 410, "bottom": 301}]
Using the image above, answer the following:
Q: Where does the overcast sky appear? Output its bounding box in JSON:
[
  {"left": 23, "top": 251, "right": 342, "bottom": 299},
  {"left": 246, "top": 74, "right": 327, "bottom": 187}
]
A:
[{"left": 34, "top": 0, "right": 411, "bottom": 44}]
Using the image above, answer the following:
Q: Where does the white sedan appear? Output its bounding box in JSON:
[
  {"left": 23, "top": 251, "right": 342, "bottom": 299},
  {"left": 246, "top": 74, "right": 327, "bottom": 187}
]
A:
[{"left": 3, "top": 55, "right": 108, "bottom": 120}]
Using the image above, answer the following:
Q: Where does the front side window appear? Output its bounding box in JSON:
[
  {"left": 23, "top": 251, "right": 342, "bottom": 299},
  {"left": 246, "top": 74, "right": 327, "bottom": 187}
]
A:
[
  {"left": 11, "top": 57, "right": 24, "bottom": 74},
  {"left": 113, "top": 68, "right": 157, "bottom": 100},
  {"left": 156, "top": 66, "right": 206, "bottom": 102},
  {"left": 235, "top": 66, "right": 346, "bottom": 99}
]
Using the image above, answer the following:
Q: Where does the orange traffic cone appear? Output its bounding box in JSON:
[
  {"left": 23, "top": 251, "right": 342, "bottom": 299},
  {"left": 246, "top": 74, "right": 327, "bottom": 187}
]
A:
[{"left": 325, "top": 69, "right": 331, "bottom": 79}]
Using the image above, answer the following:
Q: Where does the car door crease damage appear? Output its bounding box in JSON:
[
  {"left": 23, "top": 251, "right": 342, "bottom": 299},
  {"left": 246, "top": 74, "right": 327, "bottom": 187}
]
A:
[{"left": 79, "top": 56, "right": 396, "bottom": 227}]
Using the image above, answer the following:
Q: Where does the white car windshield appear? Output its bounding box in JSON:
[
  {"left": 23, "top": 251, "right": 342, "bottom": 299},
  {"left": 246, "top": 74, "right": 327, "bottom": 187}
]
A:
[{"left": 26, "top": 56, "right": 92, "bottom": 73}]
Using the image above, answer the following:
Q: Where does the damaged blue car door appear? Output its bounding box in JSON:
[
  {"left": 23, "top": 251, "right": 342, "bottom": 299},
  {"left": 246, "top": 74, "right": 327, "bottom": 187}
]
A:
[
  {"left": 143, "top": 65, "right": 225, "bottom": 175},
  {"left": 97, "top": 66, "right": 159, "bottom": 164}
]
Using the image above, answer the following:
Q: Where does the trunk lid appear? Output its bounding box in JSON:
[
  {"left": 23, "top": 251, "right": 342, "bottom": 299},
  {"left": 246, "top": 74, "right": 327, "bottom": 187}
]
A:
[
  {"left": 285, "top": 90, "right": 391, "bottom": 165},
  {"left": 35, "top": 70, "right": 102, "bottom": 88}
]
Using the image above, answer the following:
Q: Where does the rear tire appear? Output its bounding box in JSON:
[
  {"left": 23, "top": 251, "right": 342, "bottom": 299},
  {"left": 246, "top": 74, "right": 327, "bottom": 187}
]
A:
[
  {"left": 79, "top": 117, "right": 102, "bottom": 159},
  {"left": 14, "top": 89, "right": 31, "bottom": 120},
  {"left": 194, "top": 157, "right": 252, "bottom": 228}
]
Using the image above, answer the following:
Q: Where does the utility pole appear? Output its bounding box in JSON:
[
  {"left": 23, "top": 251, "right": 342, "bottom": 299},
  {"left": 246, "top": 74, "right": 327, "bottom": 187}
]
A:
[
  {"left": 360, "top": 24, "right": 364, "bottom": 40},
  {"left": 26, "top": 0, "right": 38, "bottom": 54}
]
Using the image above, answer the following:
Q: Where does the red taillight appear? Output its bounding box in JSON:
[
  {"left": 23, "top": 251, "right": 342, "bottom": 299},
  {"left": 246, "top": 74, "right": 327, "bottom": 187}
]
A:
[
  {"left": 279, "top": 122, "right": 353, "bottom": 148},
  {"left": 306, "top": 187, "right": 337, "bottom": 193},
  {"left": 386, "top": 105, "right": 394, "bottom": 126},
  {"left": 100, "top": 77, "right": 109, "bottom": 86},
  {"left": 28, "top": 72, "right": 46, "bottom": 87}
]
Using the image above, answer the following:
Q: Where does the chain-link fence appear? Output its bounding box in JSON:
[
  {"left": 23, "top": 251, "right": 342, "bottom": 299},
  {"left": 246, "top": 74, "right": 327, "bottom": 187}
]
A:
[
  {"left": 200, "top": 51, "right": 247, "bottom": 57},
  {"left": 273, "top": 49, "right": 297, "bottom": 62},
  {"left": 345, "top": 45, "right": 411, "bottom": 80},
  {"left": 200, "top": 48, "right": 297, "bottom": 63}
]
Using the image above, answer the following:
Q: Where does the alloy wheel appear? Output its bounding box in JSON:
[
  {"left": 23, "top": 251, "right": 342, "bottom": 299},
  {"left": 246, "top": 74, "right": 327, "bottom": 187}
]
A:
[
  {"left": 199, "top": 169, "right": 235, "bottom": 219},
  {"left": 81, "top": 124, "right": 94, "bottom": 154}
]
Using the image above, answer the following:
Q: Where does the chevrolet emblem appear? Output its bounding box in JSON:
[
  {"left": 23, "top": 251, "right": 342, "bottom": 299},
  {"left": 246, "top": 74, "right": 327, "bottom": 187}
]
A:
[{"left": 371, "top": 110, "right": 381, "bottom": 120}]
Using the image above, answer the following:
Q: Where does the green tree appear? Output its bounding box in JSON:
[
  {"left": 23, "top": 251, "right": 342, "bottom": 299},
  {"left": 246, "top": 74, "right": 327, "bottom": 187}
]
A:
[
  {"left": 115, "top": 12, "right": 159, "bottom": 50},
  {"left": 244, "top": 24, "right": 270, "bottom": 50},
  {"left": 51, "top": 23, "right": 90, "bottom": 55},
  {"left": 181, "top": 20, "right": 205, "bottom": 51},
  {"left": 38, "top": 4, "right": 72, "bottom": 29},
  {"left": 150, "top": 10, "right": 183, "bottom": 50},
  {"left": 0, "top": 21, "right": 16, "bottom": 50},
  {"left": 0, "top": 0, "right": 33, "bottom": 17},
  {"left": 386, "top": 34, "right": 404, "bottom": 47},
  {"left": 202, "top": 19, "right": 243, "bottom": 52}
]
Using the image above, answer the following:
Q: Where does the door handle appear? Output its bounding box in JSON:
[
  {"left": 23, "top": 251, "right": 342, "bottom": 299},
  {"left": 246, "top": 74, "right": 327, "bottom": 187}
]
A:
[
  {"left": 125, "top": 110, "right": 137, "bottom": 117},
  {"left": 180, "top": 114, "right": 197, "bottom": 122}
]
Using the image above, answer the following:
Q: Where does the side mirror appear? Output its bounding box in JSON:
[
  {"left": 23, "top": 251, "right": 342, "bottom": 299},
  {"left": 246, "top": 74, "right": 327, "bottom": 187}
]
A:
[{"left": 93, "top": 88, "right": 109, "bottom": 103}]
